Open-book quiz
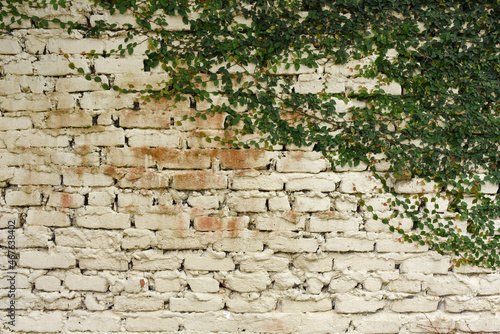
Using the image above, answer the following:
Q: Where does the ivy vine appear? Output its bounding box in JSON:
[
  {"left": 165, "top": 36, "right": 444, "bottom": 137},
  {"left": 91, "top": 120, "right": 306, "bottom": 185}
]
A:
[{"left": 2, "top": 0, "right": 499, "bottom": 268}]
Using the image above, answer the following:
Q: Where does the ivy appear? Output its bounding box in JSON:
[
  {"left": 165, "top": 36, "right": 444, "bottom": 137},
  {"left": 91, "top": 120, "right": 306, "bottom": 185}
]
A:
[{"left": 2, "top": 0, "right": 499, "bottom": 268}]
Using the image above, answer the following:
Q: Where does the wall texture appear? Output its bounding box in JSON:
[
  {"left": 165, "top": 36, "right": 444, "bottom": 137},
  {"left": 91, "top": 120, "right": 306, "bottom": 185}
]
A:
[{"left": 0, "top": 1, "right": 500, "bottom": 333}]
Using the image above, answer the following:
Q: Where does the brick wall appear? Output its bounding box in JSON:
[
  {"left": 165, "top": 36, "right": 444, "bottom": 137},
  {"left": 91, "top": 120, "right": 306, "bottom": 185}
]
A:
[{"left": 0, "top": 3, "right": 499, "bottom": 333}]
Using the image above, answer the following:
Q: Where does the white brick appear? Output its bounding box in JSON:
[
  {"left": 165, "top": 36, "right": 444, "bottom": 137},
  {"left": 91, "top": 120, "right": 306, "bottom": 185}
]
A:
[
  {"left": 309, "top": 214, "right": 361, "bottom": 232},
  {"left": 391, "top": 296, "right": 439, "bottom": 312},
  {"left": 115, "top": 295, "right": 164, "bottom": 311},
  {"left": 335, "top": 295, "right": 385, "bottom": 313},
  {"left": 293, "top": 195, "right": 330, "bottom": 212},
  {"left": 339, "top": 172, "right": 383, "bottom": 193},
  {"left": 232, "top": 175, "right": 284, "bottom": 190},
  {"left": 19, "top": 251, "right": 76, "bottom": 269},
  {"left": 400, "top": 255, "right": 451, "bottom": 274},
  {"left": 0, "top": 38, "right": 22, "bottom": 54},
  {"left": 26, "top": 209, "right": 70, "bottom": 227},
  {"left": 225, "top": 271, "right": 271, "bottom": 292},
  {"left": 125, "top": 314, "right": 178, "bottom": 332},
  {"left": 15, "top": 312, "right": 64, "bottom": 333},
  {"left": 135, "top": 212, "right": 190, "bottom": 230},
  {"left": 35, "top": 276, "right": 61, "bottom": 292},
  {"left": 184, "top": 256, "right": 235, "bottom": 271},
  {"left": 76, "top": 211, "right": 130, "bottom": 229},
  {"left": 187, "top": 277, "right": 220, "bottom": 293},
  {"left": 325, "top": 237, "right": 374, "bottom": 252},
  {"left": 282, "top": 298, "right": 332, "bottom": 312},
  {"left": 65, "top": 274, "right": 108, "bottom": 292},
  {"left": 226, "top": 295, "right": 276, "bottom": 313},
  {"left": 170, "top": 292, "right": 224, "bottom": 312},
  {"left": 67, "top": 311, "right": 121, "bottom": 331}
]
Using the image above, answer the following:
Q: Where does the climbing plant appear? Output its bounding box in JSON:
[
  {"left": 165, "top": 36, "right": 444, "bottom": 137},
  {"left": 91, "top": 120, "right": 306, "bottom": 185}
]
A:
[{"left": 2, "top": 0, "right": 499, "bottom": 268}]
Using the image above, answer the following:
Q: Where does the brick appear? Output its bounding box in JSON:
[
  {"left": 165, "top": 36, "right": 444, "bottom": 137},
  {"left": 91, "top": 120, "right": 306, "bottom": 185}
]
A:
[
  {"left": 457, "top": 316, "right": 500, "bottom": 333},
  {"left": 10, "top": 169, "right": 60, "bottom": 185},
  {"left": 33, "top": 56, "right": 89, "bottom": 76},
  {"left": 329, "top": 278, "right": 358, "bottom": 293},
  {"left": 228, "top": 196, "right": 267, "bottom": 213},
  {"left": 444, "top": 296, "right": 492, "bottom": 312},
  {"left": 65, "top": 274, "right": 108, "bottom": 292},
  {"left": 126, "top": 130, "right": 182, "bottom": 147},
  {"left": 282, "top": 298, "right": 332, "bottom": 312},
  {"left": 294, "top": 255, "right": 334, "bottom": 272},
  {"left": 94, "top": 58, "right": 145, "bottom": 74},
  {"left": 187, "top": 277, "right": 220, "bottom": 293},
  {"left": 217, "top": 150, "right": 277, "bottom": 169},
  {"left": 325, "top": 237, "right": 374, "bottom": 252},
  {"left": 212, "top": 231, "right": 265, "bottom": 252},
  {"left": 3, "top": 60, "right": 33, "bottom": 75},
  {"left": 391, "top": 296, "right": 439, "bottom": 312},
  {"left": 170, "top": 292, "right": 224, "bottom": 312},
  {"left": 309, "top": 213, "right": 361, "bottom": 232},
  {"left": 106, "top": 147, "right": 212, "bottom": 169},
  {"left": 478, "top": 274, "right": 500, "bottom": 295},
  {"left": 19, "top": 251, "right": 76, "bottom": 269},
  {"left": 76, "top": 211, "right": 130, "bottom": 229},
  {"left": 394, "top": 178, "right": 440, "bottom": 194},
  {"left": 276, "top": 152, "right": 328, "bottom": 173},
  {"left": 15, "top": 312, "right": 64, "bottom": 333},
  {"left": 353, "top": 314, "right": 402, "bottom": 333},
  {"left": 35, "top": 276, "right": 61, "bottom": 292},
  {"left": 156, "top": 230, "right": 210, "bottom": 250},
  {"left": 266, "top": 235, "right": 319, "bottom": 253},
  {"left": 338, "top": 172, "right": 383, "bottom": 193},
  {"left": 335, "top": 295, "right": 385, "bottom": 313},
  {"left": 268, "top": 196, "right": 291, "bottom": 211},
  {"left": 74, "top": 128, "right": 125, "bottom": 147},
  {"left": 119, "top": 109, "right": 171, "bottom": 129},
  {"left": 187, "top": 195, "right": 219, "bottom": 209},
  {"left": 55, "top": 227, "right": 122, "bottom": 249},
  {"left": 254, "top": 212, "right": 306, "bottom": 231},
  {"left": 47, "top": 192, "right": 85, "bottom": 208},
  {"left": 67, "top": 311, "right": 121, "bottom": 331},
  {"left": 239, "top": 256, "right": 290, "bottom": 272},
  {"left": 121, "top": 229, "right": 156, "bottom": 249},
  {"left": 116, "top": 168, "right": 170, "bottom": 189},
  {"left": 334, "top": 254, "right": 395, "bottom": 271},
  {"left": 125, "top": 314, "right": 178, "bottom": 332},
  {"left": 0, "top": 95, "right": 52, "bottom": 112},
  {"left": 47, "top": 38, "right": 105, "bottom": 54},
  {"left": 114, "top": 72, "right": 170, "bottom": 90},
  {"left": 154, "top": 272, "right": 183, "bottom": 292},
  {"left": 0, "top": 213, "right": 19, "bottom": 229},
  {"left": 232, "top": 174, "right": 284, "bottom": 190},
  {"left": 423, "top": 276, "right": 471, "bottom": 296},
  {"left": 184, "top": 255, "right": 235, "bottom": 271},
  {"left": 386, "top": 279, "right": 421, "bottom": 293},
  {"left": 10, "top": 131, "right": 69, "bottom": 147},
  {"left": 26, "top": 209, "right": 70, "bottom": 227},
  {"left": 47, "top": 109, "right": 93, "bottom": 129},
  {"left": 0, "top": 226, "right": 52, "bottom": 248},
  {"left": 400, "top": 255, "right": 451, "bottom": 274},
  {"left": 226, "top": 271, "right": 271, "bottom": 292},
  {"left": 62, "top": 165, "right": 114, "bottom": 187},
  {"left": 135, "top": 212, "right": 189, "bottom": 230},
  {"left": 56, "top": 76, "right": 104, "bottom": 92},
  {"left": 194, "top": 216, "right": 248, "bottom": 232},
  {"left": 286, "top": 175, "right": 339, "bottom": 192},
  {"left": 293, "top": 195, "right": 330, "bottom": 212},
  {"left": 0, "top": 80, "right": 21, "bottom": 95},
  {"left": 80, "top": 90, "right": 134, "bottom": 109},
  {"left": 226, "top": 294, "right": 276, "bottom": 313},
  {"left": 132, "top": 249, "right": 182, "bottom": 271},
  {"left": 79, "top": 252, "right": 128, "bottom": 270},
  {"left": 115, "top": 295, "right": 165, "bottom": 311},
  {"left": 173, "top": 171, "right": 227, "bottom": 190},
  {"left": 376, "top": 239, "right": 429, "bottom": 253},
  {"left": 0, "top": 38, "right": 22, "bottom": 54},
  {"left": 0, "top": 117, "right": 31, "bottom": 130}
]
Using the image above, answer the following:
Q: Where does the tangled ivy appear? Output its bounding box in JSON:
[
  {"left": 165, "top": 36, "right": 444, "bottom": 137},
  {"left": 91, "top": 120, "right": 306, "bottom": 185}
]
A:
[{"left": 2, "top": 0, "right": 499, "bottom": 267}]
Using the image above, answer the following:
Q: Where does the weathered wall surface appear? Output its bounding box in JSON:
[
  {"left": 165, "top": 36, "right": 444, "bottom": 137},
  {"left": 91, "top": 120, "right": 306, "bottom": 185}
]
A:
[{"left": 0, "top": 2, "right": 499, "bottom": 333}]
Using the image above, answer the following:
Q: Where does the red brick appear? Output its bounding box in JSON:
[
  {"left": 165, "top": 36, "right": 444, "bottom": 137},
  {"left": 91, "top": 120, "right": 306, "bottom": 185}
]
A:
[
  {"left": 172, "top": 171, "right": 227, "bottom": 190},
  {"left": 217, "top": 150, "right": 277, "bottom": 169}
]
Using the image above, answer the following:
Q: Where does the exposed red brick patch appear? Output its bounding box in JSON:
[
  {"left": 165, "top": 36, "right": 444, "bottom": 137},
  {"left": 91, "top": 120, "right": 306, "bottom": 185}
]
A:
[
  {"left": 217, "top": 149, "right": 275, "bottom": 169},
  {"left": 172, "top": 171, "right": 227, "bottom": 190}
]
